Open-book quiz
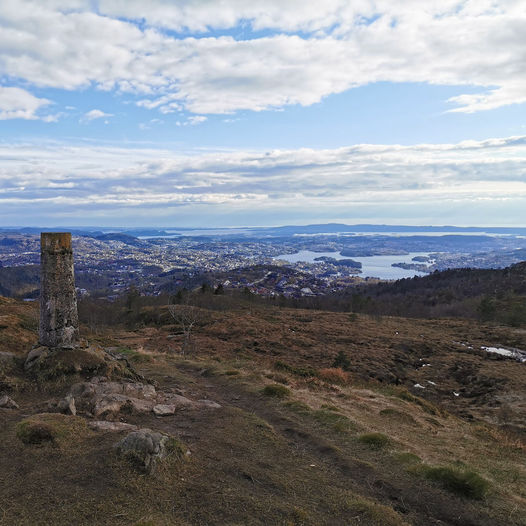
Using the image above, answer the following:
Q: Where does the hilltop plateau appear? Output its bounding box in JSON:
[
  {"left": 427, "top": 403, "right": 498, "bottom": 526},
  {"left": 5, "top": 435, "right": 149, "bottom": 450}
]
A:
[{"left": 1, "top": 291, "right": 525, "bottom": 525}]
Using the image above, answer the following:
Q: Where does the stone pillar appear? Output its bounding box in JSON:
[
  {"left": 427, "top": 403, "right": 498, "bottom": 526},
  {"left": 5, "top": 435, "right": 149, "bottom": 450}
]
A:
[{"left": 39, "top": 232, "right": 79, "bottom": 348}]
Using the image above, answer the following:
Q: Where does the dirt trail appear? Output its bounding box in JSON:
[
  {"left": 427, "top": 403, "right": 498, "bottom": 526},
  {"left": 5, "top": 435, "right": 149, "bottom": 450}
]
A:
[{"left": 140, "top": 361, "right": 501, "bottom": 526}]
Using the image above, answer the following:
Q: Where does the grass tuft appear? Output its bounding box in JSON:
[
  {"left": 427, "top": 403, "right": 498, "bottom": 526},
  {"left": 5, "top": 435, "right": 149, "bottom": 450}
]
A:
[
  {"left": 165, "top": 437, "right": 187, "bottom": 459},
  {"left": 318, "top": 367, "right": 351, "bottom": 385},
  {"left": 381, "top": 386, "right": 444, "bottom": 416},
  {"left": 16, "top": 413, "right": 89, "bottom": 447},
  {"left": 283, "top": 400, "right": 311, "bottom": 413},
  {"left": 393, "top": 452, "right": 422, "bottom": 465},
  {"left": 415, "top": 465, "right": 490, "bottom": 499},
  {"left": 313, "top": 409, "right": 356, "bottom": 433},
  {"left": 358, "top": 432, "right": 391, "bottom": 450},
  {"left": 223, "top": 369, "right": 241, "bottom": 376},
  {"left": 274, "top": 360, "right": 318, "bottom": 378},
  {"left": 115, "top": 347, "right": 153, "bottom": 363},
  {"left": 262, "top": 384, "right": 291, "bottom": 399}
]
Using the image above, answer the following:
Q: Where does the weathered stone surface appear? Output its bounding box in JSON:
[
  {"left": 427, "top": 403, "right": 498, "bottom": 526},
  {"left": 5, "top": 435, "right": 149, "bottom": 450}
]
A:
[
  {"left": 165, "top": 394, "right": 194, "bottom": 409},
  {"left": 0, "top": 394, "right": 19, "bottom": 409},
  {"left": 153, "top": 404, "right": 176, "bottom": 416},
  {"left": 92, "top": 394, "right": 155, "bottom": 418},
  {"left": 69, "top": 378, "right": 157, "bottom": 417},
  {"left": 69, "top": 381, "right": 97, "bottom": 399},
  {"left": 114, "top": 428, "right": 170, "bottom": 473},
  {"left": 89, "top": 421, "right": 137, "bottom": 432},
  {"left": 24, "top": 345, "right": 140, "bottom": 381},
  {"left": 70, "top": 379, "right": 155, "bottom": 399},
  {"left": 124, "top": 382, "right": 156, "bottom": 399},
  {"left": 39, "top": 232, "right": 79, "bottom": 348},
  {"left": 57, "top": 395, "right": 76, "bottom": 415},
  {"left": 24, "top": 346, "right": 47, "bottom": 371},
  {"left": 197, "top": 399, "right": 222, "bottom": 409},
  {"left": 92, "top": 394, "right": 126, "bottom": 418}
]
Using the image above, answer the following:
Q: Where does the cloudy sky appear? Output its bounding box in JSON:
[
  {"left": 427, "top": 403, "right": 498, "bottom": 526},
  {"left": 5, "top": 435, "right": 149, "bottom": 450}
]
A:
[{"left": 1, "top": 0, "right": 525, "bottom": 227}]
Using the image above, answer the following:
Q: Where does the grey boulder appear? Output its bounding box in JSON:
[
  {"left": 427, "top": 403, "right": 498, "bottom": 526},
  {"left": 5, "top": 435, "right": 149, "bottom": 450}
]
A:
[
  {"left": 114, "top": 428, "right": 170, "bottom": 473},
  {"left": 0, "top": 394, "right": 19, "bottom": 409}
]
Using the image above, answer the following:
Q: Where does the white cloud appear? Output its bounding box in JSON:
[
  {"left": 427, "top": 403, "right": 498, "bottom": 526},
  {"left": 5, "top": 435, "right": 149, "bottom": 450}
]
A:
[
  {"left": 83, "top": 109, "right": 114, "bottom": 121},
  {"left": 0, "top": 0, "right": 524, "bottom": 114},
  {"left": 188, "top": 115, "right": 206, "bottom": 125},
  {"left": 1, "top": 136, "right": 525, "bottom": 224},
  {"left": 0, "top": 86, "right": 51, "bottom": 120}
]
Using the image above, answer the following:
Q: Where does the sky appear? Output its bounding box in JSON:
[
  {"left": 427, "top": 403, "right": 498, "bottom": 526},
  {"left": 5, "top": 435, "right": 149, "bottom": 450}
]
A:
[{"left": 0, "top": 0, "right": 525, "bottom": 228}]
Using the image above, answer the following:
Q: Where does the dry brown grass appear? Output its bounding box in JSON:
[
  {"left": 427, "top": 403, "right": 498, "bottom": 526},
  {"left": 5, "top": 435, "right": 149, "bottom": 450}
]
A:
[
  {"left": 2, "top": 298, "right": 526, "bottom": 524},
  {"left": 318, "top": 367, "right": 352, "bottom": 385}
]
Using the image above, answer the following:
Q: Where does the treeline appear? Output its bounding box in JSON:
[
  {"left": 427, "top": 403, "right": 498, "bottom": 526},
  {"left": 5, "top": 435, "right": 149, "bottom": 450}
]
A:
[
  {"left": 279, "top": 263, "right": 526, "bottom": 326},
  {"left": 24, "top": 260, "right": 526, "bottom": 331}
]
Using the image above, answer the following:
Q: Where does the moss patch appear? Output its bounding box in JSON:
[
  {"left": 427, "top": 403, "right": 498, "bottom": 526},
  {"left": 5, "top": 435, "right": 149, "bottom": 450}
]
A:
[{"left": 28, "top": 346, "right": 140, "bottom": 384}]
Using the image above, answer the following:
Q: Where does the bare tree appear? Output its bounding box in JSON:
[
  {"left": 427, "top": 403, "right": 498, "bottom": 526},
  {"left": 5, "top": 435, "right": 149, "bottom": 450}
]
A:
[{"left": 168, "top": 303, "right": 205, "bottom": 356}]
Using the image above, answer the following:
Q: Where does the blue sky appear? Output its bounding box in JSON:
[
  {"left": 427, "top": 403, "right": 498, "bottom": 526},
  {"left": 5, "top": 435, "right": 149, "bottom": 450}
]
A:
[{"left": 1, "top": 0, "right": 526, "bottom": 227}]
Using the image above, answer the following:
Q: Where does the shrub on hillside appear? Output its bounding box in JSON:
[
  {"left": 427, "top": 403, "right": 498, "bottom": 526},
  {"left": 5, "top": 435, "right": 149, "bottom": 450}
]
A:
[
  {"left": 418, "top": 465, "right": 489, "bottom": 499},
  {"left": 331, "top": 350, "right": 351, "bottom": 370},
  {"left": 318, "top": 367, "right": 351, "bottom": 385}
]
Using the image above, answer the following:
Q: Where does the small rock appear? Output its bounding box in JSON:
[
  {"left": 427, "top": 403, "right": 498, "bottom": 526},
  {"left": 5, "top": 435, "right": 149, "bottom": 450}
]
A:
[
  {"left": 125, "top": 397, "right": 154, "bottom": 413},
  {"left": 0, "top": 394, "right": 19, "bottom": 409},
  {"left": 197, "top": 399, "right": 221, "bottom": 409},
  {"left": 69, "top": 382, "right": 96, "bottom": 399},
  {"left": 92, "top": 394, "right": 154, "bottom": 418},
  {"left": 89, "top": 376, "right": 108, "bottom": 384},
  {"left": 114, "top": 428, "right": 170, "bottom": 473},
  {"left": 153, "top": 404, "right": 176, "bottom": 416},
  {"left": 166, "top": 394, "right": 194, "bottom": 409},
  {"left": 123, "top": 382, "right": 156, "bottom": 400},
  {"left": 89, "top": 421, "right": 137, "bottom": 432},
  {"left": 57, "top": 395, "right": 76, "bottom": 415},
  {"left": 93, "top": 394, "right": 127, "bottom": 418},
  {"left": 24, "top": 346, "right": 47, "bottom": 371}
]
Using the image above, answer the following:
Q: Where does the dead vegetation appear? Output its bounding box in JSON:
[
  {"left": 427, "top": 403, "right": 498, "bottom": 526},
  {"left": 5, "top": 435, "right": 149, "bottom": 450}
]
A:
[{"left": 1, "top": 297, "right": 526, "bottom": 525}]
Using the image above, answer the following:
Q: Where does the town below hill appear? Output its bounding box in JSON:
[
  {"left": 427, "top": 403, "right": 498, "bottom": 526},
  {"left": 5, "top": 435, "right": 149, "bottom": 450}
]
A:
[{"left": 2, "top": 225, "right": 526, "bottom": 302}]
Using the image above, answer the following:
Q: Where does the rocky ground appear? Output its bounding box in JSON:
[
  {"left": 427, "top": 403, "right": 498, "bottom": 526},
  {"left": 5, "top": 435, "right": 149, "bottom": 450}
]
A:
[{"left": 1, "top": 297, "right": 526, "bottom": 525}]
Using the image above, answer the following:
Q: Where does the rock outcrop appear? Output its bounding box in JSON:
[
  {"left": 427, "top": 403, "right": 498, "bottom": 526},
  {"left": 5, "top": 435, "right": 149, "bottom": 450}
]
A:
[{"left": 114, "top": 428, "right": 172, "bottom": 473}]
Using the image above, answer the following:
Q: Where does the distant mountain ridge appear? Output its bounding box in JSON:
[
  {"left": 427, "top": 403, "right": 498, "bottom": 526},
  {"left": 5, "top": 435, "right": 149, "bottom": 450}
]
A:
[{"left": 2, "top": 224, "right": 526, "bottom": 237}]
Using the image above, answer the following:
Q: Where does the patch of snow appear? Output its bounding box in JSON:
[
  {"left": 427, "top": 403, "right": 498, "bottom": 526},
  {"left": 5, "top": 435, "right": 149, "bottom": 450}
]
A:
[
  {"left": 481, "top": 346, "right": 514, "bottom": 357},
  {"left": 453, "top": 341, "right": 473, "bottom": 349},
  {"left": 427, "top": 381, "right": 436, "bottom": 385},
  {"left": 481, "top": 346, "right": 526, "bottom": 362},
  {"left": 453, "top": 392, "right": 460, "bottom": 397},
  {"left": 455, "top": 341, "right": 526, "bottom": 362},
  {"left": 414, "top": 383, "right": 425, "bottom": 389}
]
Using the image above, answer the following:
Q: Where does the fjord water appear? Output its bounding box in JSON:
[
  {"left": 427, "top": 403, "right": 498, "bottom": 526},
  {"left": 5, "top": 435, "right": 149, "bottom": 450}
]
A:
[{"left": 274, "top": 250, "right": 430, "bottom": 280}]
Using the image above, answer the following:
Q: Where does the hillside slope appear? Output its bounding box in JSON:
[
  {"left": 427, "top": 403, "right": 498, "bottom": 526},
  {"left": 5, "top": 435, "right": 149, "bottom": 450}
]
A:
[{"left": 1, "top": 297, "right": 525, "bottom": 525}]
